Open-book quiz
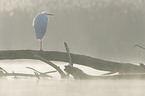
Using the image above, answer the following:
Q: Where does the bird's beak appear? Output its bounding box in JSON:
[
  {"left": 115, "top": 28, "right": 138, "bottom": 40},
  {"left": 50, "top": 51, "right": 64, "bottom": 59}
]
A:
[{"left": 47, "top": 14, "right": 54, "bottom": 16}]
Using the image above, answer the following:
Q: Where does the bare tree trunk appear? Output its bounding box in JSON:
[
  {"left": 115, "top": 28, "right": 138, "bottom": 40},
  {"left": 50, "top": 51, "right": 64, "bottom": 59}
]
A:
[{"left": 0, "top": 50, "right": 144, "bottom": 74}]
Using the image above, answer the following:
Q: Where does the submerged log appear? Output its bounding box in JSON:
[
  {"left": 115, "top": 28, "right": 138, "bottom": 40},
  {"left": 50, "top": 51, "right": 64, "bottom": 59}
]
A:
[
  {"left": 0, "top": 66, "right": 53, "bottom": 78},
  {"left": 0, "top": 73, "right": 52, "bottom": 78},
  {"left": 0, "top": 50, "right": 144, "bottom": 73},
  {"left": 64, "top": 66, "right": 145, "bottom": 80},
  {"left": 32, "top": 53, "right": 67, "bottom": 78}
]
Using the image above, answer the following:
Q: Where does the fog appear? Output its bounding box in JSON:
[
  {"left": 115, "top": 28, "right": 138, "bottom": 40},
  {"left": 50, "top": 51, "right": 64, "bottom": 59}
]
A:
[
  {"left": 1, "top": 1, "right": 145, "bottom": 96},
  {"left": 0, "top": 0, "right": 145, "bottom": 63}
]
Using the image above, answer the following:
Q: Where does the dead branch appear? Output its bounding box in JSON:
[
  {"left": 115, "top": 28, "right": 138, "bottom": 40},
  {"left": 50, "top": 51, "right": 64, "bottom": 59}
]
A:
[
  {"left": 0, "top": 50, "right": 144, "bottom": 73},
  {"left": 0, "top": 67, "right": 53, "bottom": 78},
  {"left": 26, "top": 66, "right": 57, "bottom": 74}
]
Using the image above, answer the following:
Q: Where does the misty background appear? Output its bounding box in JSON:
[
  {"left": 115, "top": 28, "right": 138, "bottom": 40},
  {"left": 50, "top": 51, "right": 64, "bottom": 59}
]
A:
[{"left": 0, "top": 0, "right": 145, "bottom": 64}]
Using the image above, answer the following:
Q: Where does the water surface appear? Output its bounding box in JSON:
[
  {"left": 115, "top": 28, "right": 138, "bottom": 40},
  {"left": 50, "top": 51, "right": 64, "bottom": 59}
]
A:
[
  {"left": 1, "top": 79, "right": 145, "bottom": 96},
  {"left": 0, "top": 61, "right": 145, "bottom": 96}
]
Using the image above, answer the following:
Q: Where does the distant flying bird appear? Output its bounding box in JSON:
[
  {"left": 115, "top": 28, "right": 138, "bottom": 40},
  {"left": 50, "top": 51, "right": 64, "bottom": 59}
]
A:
[{"left": 33, "top": 12, "right": 54, "bottom": 50}]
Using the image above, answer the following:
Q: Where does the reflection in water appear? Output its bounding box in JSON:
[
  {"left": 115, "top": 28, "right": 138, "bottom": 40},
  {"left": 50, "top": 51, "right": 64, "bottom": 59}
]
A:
[
  {"left": 0, "top": 79, "right": 145, "bottom": 96},
  {"left": 0, "top": 60, "right": 105, "bottom": 78},
  {"left": 0, "top": 61, "right": 145, "bottom": 96}
]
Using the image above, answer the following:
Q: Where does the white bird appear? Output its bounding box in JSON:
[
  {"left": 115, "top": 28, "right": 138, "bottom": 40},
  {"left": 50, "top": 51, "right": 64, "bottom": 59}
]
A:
[{"left": 33, "top": 12, "right": 54, "bottom": 50}]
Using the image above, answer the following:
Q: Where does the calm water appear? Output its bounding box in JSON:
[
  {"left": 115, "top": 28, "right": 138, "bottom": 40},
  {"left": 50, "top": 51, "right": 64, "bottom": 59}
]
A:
[
  {"left": 0, "top": 60, "right": 145, "bottom": 96},
  {"left": 1, "top": 79, "right": 145, "bottom": 96}
]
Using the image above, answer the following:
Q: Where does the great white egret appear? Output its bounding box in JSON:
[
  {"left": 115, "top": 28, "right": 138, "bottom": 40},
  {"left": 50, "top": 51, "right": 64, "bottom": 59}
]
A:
[{"left": 33, "top": 12, "right": 54, "bottom": 50}]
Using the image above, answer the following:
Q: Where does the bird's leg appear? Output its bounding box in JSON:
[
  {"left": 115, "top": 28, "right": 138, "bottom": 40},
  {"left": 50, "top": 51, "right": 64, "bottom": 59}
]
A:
[{"left": 40, "top": 40, "right": 42, "bottom": 51}]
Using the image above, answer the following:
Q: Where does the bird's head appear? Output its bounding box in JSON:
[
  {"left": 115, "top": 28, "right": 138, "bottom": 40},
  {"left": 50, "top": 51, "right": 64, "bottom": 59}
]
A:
[{"left": 41, "top": 12, "right": 54, "bottom": 16}]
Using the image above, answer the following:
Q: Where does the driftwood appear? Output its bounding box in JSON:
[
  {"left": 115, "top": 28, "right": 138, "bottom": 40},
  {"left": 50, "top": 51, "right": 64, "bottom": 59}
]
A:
[
  {"left": 0, "top": 73, "right": 52, "bottom": 78},
  {"left": 26, "top": 66, "right": 57, "bottom": 74},
  {"left": 32, "top": 53, "right": 67, "bottom": 78},
  {"left": 0, "top": 50, "right": 144, "bottom": 74},
  {"left": 64, "top": 66, "right": 145, "bottom": 80},
  {"left": 0, "top": 67, "right": 53, "bottom": 78}
]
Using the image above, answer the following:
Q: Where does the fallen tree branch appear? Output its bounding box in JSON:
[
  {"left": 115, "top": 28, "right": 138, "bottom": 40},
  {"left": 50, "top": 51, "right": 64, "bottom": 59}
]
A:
[
  {"left": 0, "top": 73, "right": 52, "bottom": 78},
  {"left": 0, "top": 67, "right": 53, "bottom": 78},
  {"left": 0, "top": 67, "right": 8, "bottom": 73},
  {"left": 26, "top": 66, "right": 57, "bottom": 74},
  {"left": 134, "top": 44, "right": 145, "bottom": 50},
  {"left": 32, "top": 52, "right": 67, "bottom": 78},
  {"left": 0, "top": 50, "right": 144, "bottom": 73},
  {"left": 64, "top": 65, "right": 145, "bottom": 80}
]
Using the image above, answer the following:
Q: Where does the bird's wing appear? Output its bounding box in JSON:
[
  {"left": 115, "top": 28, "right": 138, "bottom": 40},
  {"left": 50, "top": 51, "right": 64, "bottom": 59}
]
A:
[{"left": 33, "top": 14, "right": 48, "bottom": 39}]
